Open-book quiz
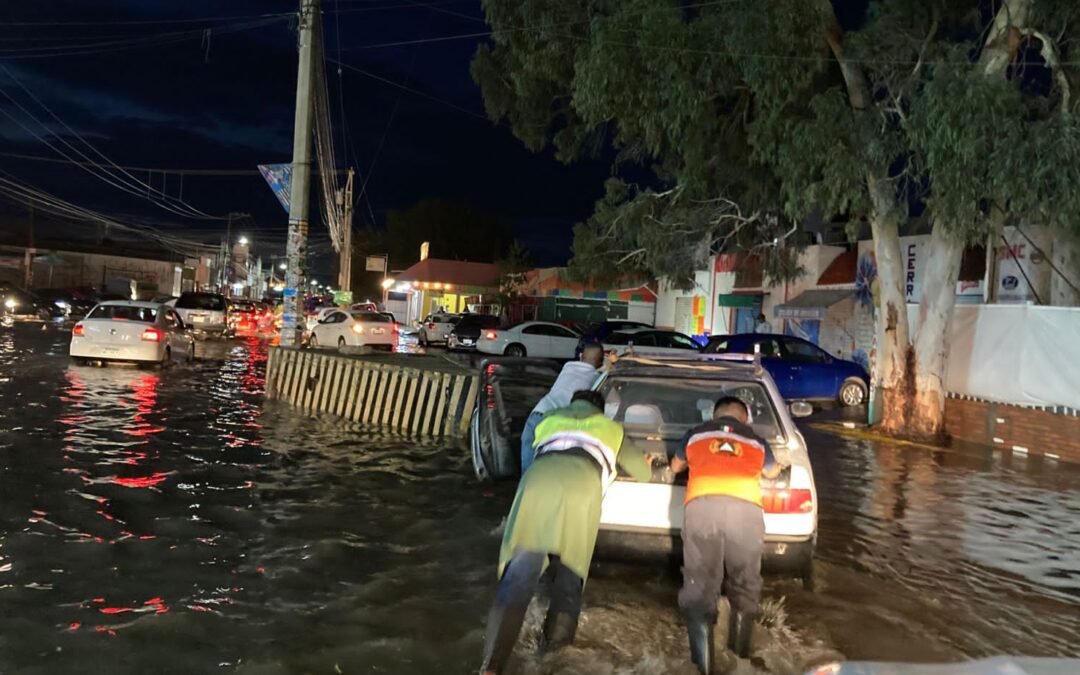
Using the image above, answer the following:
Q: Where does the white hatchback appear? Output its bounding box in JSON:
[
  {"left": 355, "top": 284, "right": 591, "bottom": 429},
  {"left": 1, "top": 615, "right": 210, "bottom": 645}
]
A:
[
  {"left": 309, "top": 310, "right": 398, "bottom": 350},
  {"left": 477, "top": 321, "right": 581, "bottom": 359},
  {"left": 70, "top": 301, "right": 195, "bottom": 366}
]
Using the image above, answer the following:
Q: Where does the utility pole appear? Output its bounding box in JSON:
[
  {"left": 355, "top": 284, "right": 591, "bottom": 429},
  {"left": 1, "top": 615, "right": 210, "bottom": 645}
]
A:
[
  {"left": 338, "top": 167, "right": 354, "bottom": 294},
  {"left": 281, "top": 0, "right": 320, "bottom": 346},
  {"left": 23, "top": 200, "right": 34, "bottom": 288}
]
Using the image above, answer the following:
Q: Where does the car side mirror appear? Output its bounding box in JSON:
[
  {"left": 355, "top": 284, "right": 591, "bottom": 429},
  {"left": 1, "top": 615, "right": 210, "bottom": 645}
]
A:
[{"left": 790, "top": 401, "right": 814, "bottom": 418}]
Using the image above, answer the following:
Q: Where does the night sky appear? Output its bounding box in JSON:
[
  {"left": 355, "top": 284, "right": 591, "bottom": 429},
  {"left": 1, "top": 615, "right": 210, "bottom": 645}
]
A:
[{"left": 0, "top": 0, "right": 610, "bottom": 267}]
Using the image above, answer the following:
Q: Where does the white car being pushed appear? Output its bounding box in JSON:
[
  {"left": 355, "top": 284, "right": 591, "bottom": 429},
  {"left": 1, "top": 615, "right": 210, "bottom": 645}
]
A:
[
  {"left": 602, "top": 327, "right": 702, "bottom": 357},
  {"left": 309, "top": 310, "right": 398, "bottom": 351},
  {"left": 477, "top": 321, "right": 581, "bottom": 359},
  {"left": 471, "top": 353, "right": 817, "bottom": 586},
  {"left": 70, "top": 301, "right": 195, "bottom": 366}
]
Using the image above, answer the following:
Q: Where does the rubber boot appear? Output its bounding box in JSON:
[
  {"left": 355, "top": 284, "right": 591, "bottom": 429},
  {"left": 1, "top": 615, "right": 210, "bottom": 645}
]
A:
[
  {"left": 686, "top": 617, "right": 715, "bottom": 674},
  {"left": 479, "top": 602, "right": 529, "bottom": 675},
  {"left": 727, "top": 610, "right": 754, "bottom": 659},
  {"left": 539, "top": 610, "right": 579, "bottom": 655}
]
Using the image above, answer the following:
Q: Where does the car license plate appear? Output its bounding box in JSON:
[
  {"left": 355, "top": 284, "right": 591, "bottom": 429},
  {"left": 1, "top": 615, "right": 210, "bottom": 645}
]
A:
[
  {"left": 371, "top": 328, "right": 384, "bottom": 335},
  {"left": 462, "top": 338, "right": 474, "bottom": 345},
  {"left": 102, "top": 347, "right": 119, "bottom": 354},
  {"left": 193, "top": 315, "right": 206, "bottom": 323}
]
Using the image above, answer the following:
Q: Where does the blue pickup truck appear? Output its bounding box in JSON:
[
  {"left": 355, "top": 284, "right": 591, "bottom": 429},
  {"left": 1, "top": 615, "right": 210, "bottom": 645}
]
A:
[{"left": 703, "top": 333, "right": 869, "bottom": 406}]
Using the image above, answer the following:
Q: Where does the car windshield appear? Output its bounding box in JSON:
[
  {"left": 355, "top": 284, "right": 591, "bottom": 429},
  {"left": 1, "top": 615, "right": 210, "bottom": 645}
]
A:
[
  {"left": 231, "top": 302, "right": 256, "bottom": 312},
  {"left": 599, "top": 376, "right": 783, "bottom": 442},
  {"left": 176, "top": 294, "right": 225, "bottom": 311},
  {"left": 87, "top": 305, "right": 158, "bottom": 323},
  {"left": 352, "top": 312, "right": 390, "bottom": 323}
]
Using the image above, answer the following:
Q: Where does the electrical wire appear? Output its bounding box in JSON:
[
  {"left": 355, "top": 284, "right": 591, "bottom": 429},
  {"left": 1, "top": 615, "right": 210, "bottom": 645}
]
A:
[{"left": 0, "top": 65, "right": 225, "bottom": 220}]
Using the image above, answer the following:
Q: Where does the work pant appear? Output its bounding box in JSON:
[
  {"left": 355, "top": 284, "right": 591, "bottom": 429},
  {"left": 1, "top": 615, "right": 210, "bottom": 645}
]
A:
[
  {"left": 519, "top": 411, "right": 544, "bottom": 474},
  {"left": 480, "top": 549, "right": 583, "bottom": 673},
  {"left": 678, "top": 495, "right": 765, "bottom": 623}
]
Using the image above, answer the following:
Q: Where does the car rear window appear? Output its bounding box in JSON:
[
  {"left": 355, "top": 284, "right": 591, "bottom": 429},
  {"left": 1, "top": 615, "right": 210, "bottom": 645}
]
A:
[
  {"left": 457, "top": 315, "right": 499, "bottom": 328},
  {"left": 601, "top": 376, "right": 782, "bottom": 442},
  {"left": 177, "top": 293, "right": 225, "bottom": 311},
  {"left": 352, "top": 312, "right": 391, "bottom": 323},
  {"left": 87, "top": 305, "right": 158, "bottom": 323}
]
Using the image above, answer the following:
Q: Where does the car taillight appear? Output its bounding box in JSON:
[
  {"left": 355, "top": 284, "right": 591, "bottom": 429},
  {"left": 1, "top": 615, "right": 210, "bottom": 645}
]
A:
[
  {"left": 761, "top": 487, "right": 813, "bottom": 514},
  {"left": 351, "top": 324, "right": 365, "bottom": 335},
  {"left": 428, "top": 322, "right": 436, "bottom": 330},
  {"left": 393, "top": 323, "right": 400, "bottom": 335},
  {"left": 141, "top": 327, "right": 163, "bottom": 342},
  {"left": 72, "top": 323, "right": 84, "bottom": 337},
  {"left": 484, "top": 330, "right": 497, "bottom": 340}
]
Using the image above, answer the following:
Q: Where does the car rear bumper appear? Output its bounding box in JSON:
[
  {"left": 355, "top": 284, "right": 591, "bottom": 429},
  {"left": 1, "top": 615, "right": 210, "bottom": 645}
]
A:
[
  {"left": 70, "top": 339, "right": 164, "bottom": 363},
  {"left": 595, "top": 527, "right": 814, "bottom": 576}
]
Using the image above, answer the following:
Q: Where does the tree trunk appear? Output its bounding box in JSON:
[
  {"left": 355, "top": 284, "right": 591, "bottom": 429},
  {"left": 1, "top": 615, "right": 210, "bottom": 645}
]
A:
[
  {"left": 910, "top": 224, "right": 965, "bottom": 439},
  {"left": 1051, "top": 229, "right": 1080, "bottom": 306},
  {"left": 866, "top": 174, "right": 911, "bottom": 433}
]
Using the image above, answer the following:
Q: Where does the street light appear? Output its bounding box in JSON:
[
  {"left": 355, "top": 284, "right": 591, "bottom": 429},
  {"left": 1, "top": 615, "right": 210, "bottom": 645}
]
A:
[
  {"left": 381, "top": 278, "right": 395, "bottom": 290},
  {"left": 279, "top": 262, "right": 287, "bottom": 270},
  {"left": 238, "top": 236, "right": 249, "bottom": 246}
]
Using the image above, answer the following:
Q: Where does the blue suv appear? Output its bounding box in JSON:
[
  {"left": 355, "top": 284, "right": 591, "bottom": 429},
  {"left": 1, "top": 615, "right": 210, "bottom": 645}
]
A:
[{"left": 703, "top": 333, "right": 869, "bottom": 406}]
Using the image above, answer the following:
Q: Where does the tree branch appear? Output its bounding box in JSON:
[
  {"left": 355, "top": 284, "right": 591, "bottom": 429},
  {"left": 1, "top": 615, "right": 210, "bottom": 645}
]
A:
[{"left": 1019, "top": 28, "right": 1072, "bottom": 113}]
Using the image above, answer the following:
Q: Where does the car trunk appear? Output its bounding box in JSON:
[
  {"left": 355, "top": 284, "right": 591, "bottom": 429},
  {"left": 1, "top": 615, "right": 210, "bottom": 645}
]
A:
[{"left": 82, "top": 319, "right": 152, "bottom": 345}]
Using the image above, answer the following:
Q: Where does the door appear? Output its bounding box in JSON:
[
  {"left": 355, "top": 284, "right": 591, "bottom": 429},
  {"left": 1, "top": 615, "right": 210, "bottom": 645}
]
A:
[
  {"left": 749, "top": 336, "right": 796, "bottom": 398},
  {"left": 317, "top": 311, "right": 348, "bottom": 344},
  {"left": 165, "top": 311, "right": 188, "bottom": 359},
  {"left": 780, "top": 337, "right": 836, "bottom": 399},
  {"left": 519, "top": 324, "right": 553, "bottom": 357},
  {"left": 546, "top": 324, "right": 581, "bottom": 359}
]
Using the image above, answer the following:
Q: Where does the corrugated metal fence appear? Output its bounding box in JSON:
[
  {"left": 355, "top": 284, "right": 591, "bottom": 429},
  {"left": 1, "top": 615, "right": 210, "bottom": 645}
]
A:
[{"left": 265, "top": 348, "right": 478, "bottom": 437}]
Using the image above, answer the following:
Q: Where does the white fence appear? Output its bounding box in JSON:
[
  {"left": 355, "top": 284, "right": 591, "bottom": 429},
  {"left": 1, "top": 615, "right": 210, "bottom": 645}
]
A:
[{"left": 913, "top": 304, "right": 1080, "bottom": 409}]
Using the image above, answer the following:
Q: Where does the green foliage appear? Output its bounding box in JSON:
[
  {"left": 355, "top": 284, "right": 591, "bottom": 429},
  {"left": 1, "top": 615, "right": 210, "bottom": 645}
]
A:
[
  {"left": 473, "top": 0, "right": 1080, "bottom": 284},
  {"left": 366, "top": 199, "right": 511, "bottom": 267}
]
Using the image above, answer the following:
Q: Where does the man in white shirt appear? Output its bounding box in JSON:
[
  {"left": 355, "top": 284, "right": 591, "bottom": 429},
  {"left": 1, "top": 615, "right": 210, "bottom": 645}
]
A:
[
  {"left": 754, "top": 313, "right": 772, "bottom": 333},
  {"left": 519, "top": 344, "right": 605, "bottom": 474}
]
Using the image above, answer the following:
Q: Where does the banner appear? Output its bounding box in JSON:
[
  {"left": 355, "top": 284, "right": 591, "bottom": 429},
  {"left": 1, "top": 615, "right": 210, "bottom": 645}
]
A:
[
  {"left": 365, "top": 256, "right": 386, "bottom": 272},
  {"left": 333, "top": 290, "right": 353, "bottom": 305},
  {"left": 258, "top": 164, "right": 293, "bottom": 213}
]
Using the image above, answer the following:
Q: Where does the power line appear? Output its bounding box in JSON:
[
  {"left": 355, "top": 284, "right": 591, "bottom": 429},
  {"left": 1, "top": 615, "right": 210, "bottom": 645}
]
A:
[
  {"left": 2, "top": 11, "right": 293, "bottom": 27},
  {"left": 328, "top": 57, "right": 491, "bottom": 121}
]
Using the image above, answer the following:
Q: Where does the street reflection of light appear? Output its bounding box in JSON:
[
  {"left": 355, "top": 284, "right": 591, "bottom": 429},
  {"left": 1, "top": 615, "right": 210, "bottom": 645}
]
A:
[{"left": 111, "top": 473, "right": 169, "bottom": 489}]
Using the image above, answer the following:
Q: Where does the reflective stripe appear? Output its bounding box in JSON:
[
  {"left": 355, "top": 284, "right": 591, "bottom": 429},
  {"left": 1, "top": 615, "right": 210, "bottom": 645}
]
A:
[{"left": 536, "top": 431, "right": 617, "bottom": 491}]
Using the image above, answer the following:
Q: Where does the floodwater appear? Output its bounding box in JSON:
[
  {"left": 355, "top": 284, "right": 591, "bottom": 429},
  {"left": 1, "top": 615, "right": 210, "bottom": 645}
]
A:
[{"left": 0, "top": 323, "right": 1077, "bottom": 674}]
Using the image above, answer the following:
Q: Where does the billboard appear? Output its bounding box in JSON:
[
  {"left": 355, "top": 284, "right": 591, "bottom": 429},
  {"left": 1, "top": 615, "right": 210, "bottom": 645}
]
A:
[
  {"left": 258, "top": 164, "right": 293, "bottom": 213},
  {"left": 365, "top": 256, "right": 386, "bottom": 272}
]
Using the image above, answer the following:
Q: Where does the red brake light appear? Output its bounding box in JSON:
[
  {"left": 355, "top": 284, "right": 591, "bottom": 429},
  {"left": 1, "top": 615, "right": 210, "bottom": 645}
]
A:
[
  {"left": 761, "top": 488, "right": 813, "bottom": 514},
  {"left": 393, "top": 323, "right": 400, "bottom": 335},
  {"left": 484, "top": 330, "right": 497, "bottom": 340},
  {"left": 428, "top": 322, "right": 436, "bottom": 329},
  {"left": 72, "top": 323, "right": 84, "bottom": 337},
  {"left": 141, "top": 327, "right": 163, "bottom": 342}
]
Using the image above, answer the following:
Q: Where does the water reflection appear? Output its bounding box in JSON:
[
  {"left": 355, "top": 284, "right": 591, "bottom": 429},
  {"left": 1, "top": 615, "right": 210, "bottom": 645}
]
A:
[{"left": 0, "top": 324, "right": 1078, "bottom": 674}]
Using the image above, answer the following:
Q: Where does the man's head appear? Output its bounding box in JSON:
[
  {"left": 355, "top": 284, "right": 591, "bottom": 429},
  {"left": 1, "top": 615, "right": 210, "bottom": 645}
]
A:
[
  {"left": 571, "top": 389, "right": 606, "bottom": 412},
  {"left": 581, "top": 343, "right": 604, "bottom": 369},
  {"left": 713, "top": 395, "right": 750, "bottom": 424},
  {"left": 757, "top": 313, "right": 766, "bottom": 323}
]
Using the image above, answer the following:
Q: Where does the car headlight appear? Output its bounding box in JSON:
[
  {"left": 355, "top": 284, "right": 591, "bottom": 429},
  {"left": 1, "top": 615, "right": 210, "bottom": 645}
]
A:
[
  {"left": 3, "top": 298, "right": 16, "bottom": 310},
  {"left": 54, "top": 300, "right": 68, "bottom": 308}
]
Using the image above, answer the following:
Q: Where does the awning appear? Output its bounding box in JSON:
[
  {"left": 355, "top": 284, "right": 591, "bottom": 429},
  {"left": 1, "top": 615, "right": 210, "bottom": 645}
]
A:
[{"left": 774, "top": 289, "right": 852, "bottom": 320}]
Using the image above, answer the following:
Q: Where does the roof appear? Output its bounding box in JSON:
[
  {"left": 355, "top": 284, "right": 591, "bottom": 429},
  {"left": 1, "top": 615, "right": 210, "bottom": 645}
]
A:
[
  {"left": 396, "top": 258, "right": 501, "bottom": 289},
  {"left": 817, "top": 249, "right": 857, "bottom": 285},
  {"left": 95, "top": 300, "right": 165, "bottom": 308},
  {"left": 774, "top": 289, "right": 852, "bottom": 320}
]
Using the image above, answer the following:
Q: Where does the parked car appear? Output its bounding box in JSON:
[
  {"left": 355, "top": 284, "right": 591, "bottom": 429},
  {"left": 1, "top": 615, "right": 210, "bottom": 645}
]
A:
[
  {"left": 350, "top": 302, "right": 379, "bottom": 313},
  {"left": 309, "top": 310, "right": 397, "bottom": 351},
  {"left": 70, "top": 301, "right": 195, "bottom": 366},
  {"left": 574, "top": 320, "right": 652, "bottom": 358},
  {"left": 477, "top": 321, "right": 581, "bottom": 359},
  {"left": 418, "top": 313, "right": 461, "bottom": 347},
  {"left": 448, "top": 314, "right": 501, "bottom": 351},
  {"left": 471, "top": 354, "right": 818, "bottom": 584},
  {"left": 170, "top": 292, "right": 229, "bottom": 339},
  {"left": 35, "top": 289, "right": 96, "bottom": 319},
  {"left": 703, "top": 333, "right": 869, "bottom": 406},
  {"left": 0, "top": 286, "right": 65, "bottom": 321},
  {"left": 602, "top": 328, "right": 702, "bottom": 357}
]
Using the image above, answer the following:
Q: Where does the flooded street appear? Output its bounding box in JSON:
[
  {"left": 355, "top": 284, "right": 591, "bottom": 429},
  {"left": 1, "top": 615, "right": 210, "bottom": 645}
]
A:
[{"left": 1, "top": 324, "right": 1078, "bottom": 674}]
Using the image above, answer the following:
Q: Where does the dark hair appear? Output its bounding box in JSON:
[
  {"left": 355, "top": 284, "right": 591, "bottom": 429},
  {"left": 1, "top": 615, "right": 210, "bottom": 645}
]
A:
[
  {"left": 571, "top": 389, "right": 606, "bottom": 411},
  {"left": 713, "top": 395, "right": 749, "bottom": 417}
]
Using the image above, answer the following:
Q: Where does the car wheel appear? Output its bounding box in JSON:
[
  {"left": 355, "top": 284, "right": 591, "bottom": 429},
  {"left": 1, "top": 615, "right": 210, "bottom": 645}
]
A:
[
  {"left": 838, "top": 378, "right": 867, "bottom": 407},
  {"left": 309, "top": 333, "right": 318, "bottom": 349},
  {"left": 419, "top": 332, "right": 428, "bottom": 347},
  {"left": 187, "top": 340, "right": 196, "bottom": 362},
  {"left": 161, "top": 347, "right": 171, "bottom": 368},
  {"left": 800, "top": 560, "right": 817, "bottom": 592},
  {"left": 337, "top": 336, "right": 346, "bottom": 350},
  {"left": 505, "top": 343, "right": 527, "bottom": 358}
]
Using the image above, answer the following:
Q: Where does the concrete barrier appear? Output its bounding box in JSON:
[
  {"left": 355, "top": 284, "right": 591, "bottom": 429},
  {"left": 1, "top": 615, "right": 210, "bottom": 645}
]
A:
[{"left": 265, "top": 347, "right": 478, "bottom": 437}]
